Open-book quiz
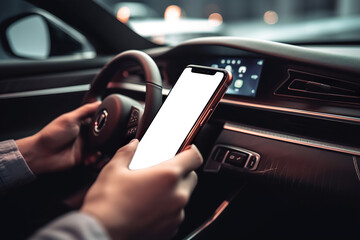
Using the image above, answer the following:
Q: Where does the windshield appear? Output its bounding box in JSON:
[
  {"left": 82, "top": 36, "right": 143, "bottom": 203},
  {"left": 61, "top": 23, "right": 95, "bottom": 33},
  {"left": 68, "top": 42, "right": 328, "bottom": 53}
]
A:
[{"left": 94, "top": 0, "right": 360, "bottom": 45}]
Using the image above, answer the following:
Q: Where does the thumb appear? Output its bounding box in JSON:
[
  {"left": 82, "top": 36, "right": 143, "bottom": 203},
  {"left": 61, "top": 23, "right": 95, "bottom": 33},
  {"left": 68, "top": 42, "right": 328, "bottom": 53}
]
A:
[
  {"left": 71, "top": 101, "right": 101, "bottom": 121},
  {"left": 111, "top": 139, "right": 139, "bottom": 168}
]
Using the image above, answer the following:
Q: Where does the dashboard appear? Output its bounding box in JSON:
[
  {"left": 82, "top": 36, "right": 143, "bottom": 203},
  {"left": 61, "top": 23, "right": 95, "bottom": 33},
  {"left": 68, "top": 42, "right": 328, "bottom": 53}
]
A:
[
  {"left": 106, "top": 37, "right": 360, "bottom": 238},
  {"left": 113, "top": 38, "right": 360, "bottom": 152}
]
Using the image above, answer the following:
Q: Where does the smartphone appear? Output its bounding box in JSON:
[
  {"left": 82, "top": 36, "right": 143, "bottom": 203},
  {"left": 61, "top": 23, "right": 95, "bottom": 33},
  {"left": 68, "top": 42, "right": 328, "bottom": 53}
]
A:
[{"left": 129, "top": 65, "right": 233, "bottom": 170}]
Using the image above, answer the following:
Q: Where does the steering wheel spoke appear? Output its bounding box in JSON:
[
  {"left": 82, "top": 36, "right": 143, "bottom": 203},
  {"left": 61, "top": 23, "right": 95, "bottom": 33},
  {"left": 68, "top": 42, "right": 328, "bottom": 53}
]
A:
[{"left": 125, "top": 106, "right": 143, "bottom": 140}]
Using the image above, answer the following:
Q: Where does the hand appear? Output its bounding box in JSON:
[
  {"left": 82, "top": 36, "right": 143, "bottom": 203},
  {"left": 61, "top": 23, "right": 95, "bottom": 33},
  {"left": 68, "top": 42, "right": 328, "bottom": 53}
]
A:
[
  {"left": 81, "top": 140, "right": 203, "bottom": 240},
  {"left": 16, "top": 102, "right": 101, "bottom": 175}
]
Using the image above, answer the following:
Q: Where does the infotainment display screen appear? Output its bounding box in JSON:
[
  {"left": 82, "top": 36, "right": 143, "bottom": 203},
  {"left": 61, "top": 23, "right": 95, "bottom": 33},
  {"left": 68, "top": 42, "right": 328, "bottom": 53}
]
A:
[{"left": 209, "top": 58, "right": 263, "bottom": 97}]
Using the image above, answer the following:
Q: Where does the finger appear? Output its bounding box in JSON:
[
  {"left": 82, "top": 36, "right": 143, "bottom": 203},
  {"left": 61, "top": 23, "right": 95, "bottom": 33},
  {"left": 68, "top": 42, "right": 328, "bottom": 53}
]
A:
[
  {"left": 164, "top": 145, "right": 203, "bottom": 176},
  {"left": 177, "top": 171, "right": 198, "bottom": 195},
  {"left": 110, "top": 139, "right": 139, "bottom": 168},
  {"left": 71, "top": 101, "right": 101, "bottom": 121}
]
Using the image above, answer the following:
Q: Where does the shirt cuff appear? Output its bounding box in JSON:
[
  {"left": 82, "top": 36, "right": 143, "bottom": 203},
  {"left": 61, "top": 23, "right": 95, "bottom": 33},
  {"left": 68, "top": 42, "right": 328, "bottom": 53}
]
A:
[
  {"left": 29, "top": 211, "right": 111, "bottom": 240},
  {"left": 0, "top": 140, "right": 36, "bottom": 192}
]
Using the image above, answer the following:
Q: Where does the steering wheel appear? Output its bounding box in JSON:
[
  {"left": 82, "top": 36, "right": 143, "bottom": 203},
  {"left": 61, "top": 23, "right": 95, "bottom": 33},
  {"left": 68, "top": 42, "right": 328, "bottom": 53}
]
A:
[{"left": 82, "top": 50, "right": 163, "bottom": 154}]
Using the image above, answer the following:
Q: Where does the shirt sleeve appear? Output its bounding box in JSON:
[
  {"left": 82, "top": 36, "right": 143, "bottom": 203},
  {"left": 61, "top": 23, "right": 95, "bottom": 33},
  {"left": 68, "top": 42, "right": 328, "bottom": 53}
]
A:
[
  {"left": 0, "top": 140, "right": 36, "bottom": 193},
  {"left": 29, "top": 211, "right": 111, "bottom": 240}
]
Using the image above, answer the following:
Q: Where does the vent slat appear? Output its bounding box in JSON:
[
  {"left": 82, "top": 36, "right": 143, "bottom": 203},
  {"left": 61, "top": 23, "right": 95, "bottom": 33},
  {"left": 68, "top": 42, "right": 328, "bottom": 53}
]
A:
[{"left": 275, "top": 70, "right": 360, "bottom": 105}]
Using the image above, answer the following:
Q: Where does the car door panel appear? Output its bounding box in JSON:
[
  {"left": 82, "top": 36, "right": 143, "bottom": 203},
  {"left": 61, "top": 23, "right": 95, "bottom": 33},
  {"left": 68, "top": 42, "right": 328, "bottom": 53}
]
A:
[{"left": 0, "top": 58, "right": 109, "bottom": 141}]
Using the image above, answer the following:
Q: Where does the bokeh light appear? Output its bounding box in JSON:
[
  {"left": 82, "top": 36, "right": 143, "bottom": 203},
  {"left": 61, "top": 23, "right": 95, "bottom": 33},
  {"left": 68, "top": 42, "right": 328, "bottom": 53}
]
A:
[
  {"left": 164, "top": 5, "right": 182, "bottom": 21},
  {"left": 208, "top": 13, "right": 223, "bottom": 26},
  {"left": 117, "top": 6, "right": 131, "bottom": 23},
  {"left": 264, "top": 10, "right": 279, "bottom": 24}
]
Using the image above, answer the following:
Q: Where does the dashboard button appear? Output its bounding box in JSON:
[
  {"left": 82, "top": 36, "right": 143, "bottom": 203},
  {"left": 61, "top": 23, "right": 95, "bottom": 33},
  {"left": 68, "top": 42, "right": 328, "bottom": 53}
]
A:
[
  {"left": 128, "top": 108, "right": 140, "bottom": 127},
  {"left": 225, "top": 151, "right": 248, "bottom": 167},
  {"left": 204, "top": 145, "right": 261, "bottom": 173},
  {"left": 213, "top": 147, "right": 228, "bottom": 162},
  {"left": 126, "top": 126, "right": 137, "bottom": 137},
  {"left": 246, "top": 156, "right": 258, "bottom": 169}
]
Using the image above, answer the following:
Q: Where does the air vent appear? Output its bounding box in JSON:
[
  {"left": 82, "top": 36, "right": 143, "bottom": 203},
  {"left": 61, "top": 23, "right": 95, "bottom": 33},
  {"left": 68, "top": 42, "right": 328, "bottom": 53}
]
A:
[{"left": 275, "top": 70, "right": 360, "bottom": 105}]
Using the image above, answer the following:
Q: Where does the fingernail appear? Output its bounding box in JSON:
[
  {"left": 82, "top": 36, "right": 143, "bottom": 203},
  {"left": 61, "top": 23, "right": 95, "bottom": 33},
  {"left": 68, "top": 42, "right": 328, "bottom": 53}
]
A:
[
  {"left": 130, "top": 138, "right": 138, "bottom": 144},
  {"left": 190, "top": 144, "right": 198, "bottom": 150}
]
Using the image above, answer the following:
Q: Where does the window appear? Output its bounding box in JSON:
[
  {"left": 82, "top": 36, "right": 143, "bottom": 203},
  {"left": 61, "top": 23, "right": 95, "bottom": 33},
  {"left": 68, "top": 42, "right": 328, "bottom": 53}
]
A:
[{"left": 0, "top": 0, "right": 95, "bottom": 60}]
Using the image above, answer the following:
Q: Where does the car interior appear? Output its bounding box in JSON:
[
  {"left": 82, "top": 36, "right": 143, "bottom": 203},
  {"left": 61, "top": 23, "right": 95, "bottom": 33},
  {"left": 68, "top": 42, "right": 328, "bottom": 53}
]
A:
[{"left": 0, "top": 0, "right": 359, "bottom": 239}]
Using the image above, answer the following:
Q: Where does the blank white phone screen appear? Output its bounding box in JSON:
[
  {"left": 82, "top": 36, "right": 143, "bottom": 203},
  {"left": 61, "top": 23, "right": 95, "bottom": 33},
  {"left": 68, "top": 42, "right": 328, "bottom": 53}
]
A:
[{"left": 129, "top": 67, "right": 224, "bottom": 170}]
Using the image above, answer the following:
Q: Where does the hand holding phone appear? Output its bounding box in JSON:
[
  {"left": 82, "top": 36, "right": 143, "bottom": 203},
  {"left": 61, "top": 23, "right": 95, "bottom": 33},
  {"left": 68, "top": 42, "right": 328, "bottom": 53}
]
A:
[{"left": 129, "top": 65, "right": 232, "bottom": 169}]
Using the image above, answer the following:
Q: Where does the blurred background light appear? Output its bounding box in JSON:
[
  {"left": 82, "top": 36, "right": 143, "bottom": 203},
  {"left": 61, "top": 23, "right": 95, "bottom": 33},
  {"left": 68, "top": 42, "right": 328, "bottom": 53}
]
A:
[
  {"left": 117, "top": 6, "right": 131, "bottom": 23},
  {"left": 208, "top": 13, "right": 223, "bottom": 26},
  {"left": 164, "top": 5, "right": 182, "bottom": 21},
  {"left": 264, "top": 10, "right": 279, "bottom": 24}
]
